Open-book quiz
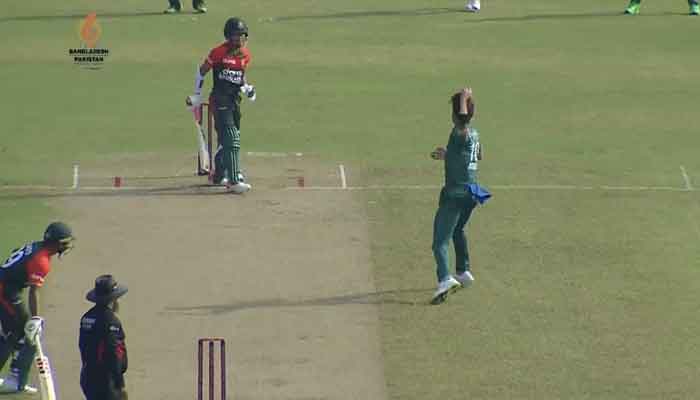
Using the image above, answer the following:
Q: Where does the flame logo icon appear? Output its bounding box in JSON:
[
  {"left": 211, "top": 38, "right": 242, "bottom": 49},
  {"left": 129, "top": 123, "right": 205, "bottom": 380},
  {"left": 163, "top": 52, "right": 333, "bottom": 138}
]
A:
[{"left": 79, "top": 12, "right": 101, "bottom": 48}]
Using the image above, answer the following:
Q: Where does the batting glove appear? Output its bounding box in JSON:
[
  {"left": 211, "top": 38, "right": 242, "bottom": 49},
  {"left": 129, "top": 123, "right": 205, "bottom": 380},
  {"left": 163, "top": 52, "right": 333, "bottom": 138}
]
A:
[
  {"left": 24, "top": 316, "right": 44, "bottom": 345},
  {"left": 186, "top": 94, "right": 203, "bottom": 109},
  {"left": 241, "top": 84, "right": 256, "bottom": 102}
]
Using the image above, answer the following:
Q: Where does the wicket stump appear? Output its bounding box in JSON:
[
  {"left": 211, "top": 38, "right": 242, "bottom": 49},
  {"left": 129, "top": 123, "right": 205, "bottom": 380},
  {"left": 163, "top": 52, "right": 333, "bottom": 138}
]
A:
[{"left": 197, "top": 337, "right": 226, "bottom": 400}]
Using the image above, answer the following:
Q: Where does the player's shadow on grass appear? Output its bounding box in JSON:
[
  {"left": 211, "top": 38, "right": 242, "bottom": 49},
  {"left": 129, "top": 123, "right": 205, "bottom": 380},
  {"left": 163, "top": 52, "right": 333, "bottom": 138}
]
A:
[
  {"left": 165, "top": 289, "right": 432, "bottom": 315},
  {"left": 267, "top": 8, "right": 678, "bottom": 23},
  {"left": 0, "top": 11, "right": 164, "bottom": 23},
  {"left": 465, "top": 10, "right": 679, "bottom": 23},
  {"left": 266, "top": 7, "right": 462, "bottom": 22},
  {"left": 0, "top": 184, "right": 243, "bottom": 200}
]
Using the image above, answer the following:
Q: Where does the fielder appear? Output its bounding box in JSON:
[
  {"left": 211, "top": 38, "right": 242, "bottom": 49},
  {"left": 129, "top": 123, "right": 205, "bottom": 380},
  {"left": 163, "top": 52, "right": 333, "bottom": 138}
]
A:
[
  {"left": 465, "top": 0, "right": 481, "bottom": 12},
  {"left": 79, "top": 275, "right": 128, "bottom": 400},
  {"left": 187, "top": 17, "right": 256, "bottom": 194},
  {"left": 0, "top": 222, "right": 75, "bottom": 393},
  {"left": 164, "top": 0, "right": 207, "bottom": 14},
  {"left": 429, "top": 88, "right": 486, "bottom": 305},
  {"left": 624, "top": 0, "right": 699, "bottom": 15}
]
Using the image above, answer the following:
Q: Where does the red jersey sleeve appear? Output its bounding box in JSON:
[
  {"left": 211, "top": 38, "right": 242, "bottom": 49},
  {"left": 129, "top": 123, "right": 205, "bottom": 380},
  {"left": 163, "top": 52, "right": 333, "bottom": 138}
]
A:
[
  {"left": 205, "top": 44, "right": 226, "bottom": 67},
  {"left": 26, "top": 251, "right": 51, "bottom": 288},
  {"left": 241, "top": 48, "right": 252, "bottom": 70}
]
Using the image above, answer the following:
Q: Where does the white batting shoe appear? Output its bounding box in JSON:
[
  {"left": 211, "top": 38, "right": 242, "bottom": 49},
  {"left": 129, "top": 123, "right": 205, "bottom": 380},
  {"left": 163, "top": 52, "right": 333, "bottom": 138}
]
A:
[
  {"left": 228, "top": 182, "right": 251, "bottom": 194},
  {"left": 430, "top": 276, "right": 462, "bottom": 305},
  {"left": 455, "top": 270, "right": 475, "bottom": 287},
  {"left": 20, "top": 385, "right": 38, "bottom": 394},
  {"left": 0, "top": 374, "right": 38, "bottom": 394},
  {"left": 465, "top": 0, "right": 481, "bottom": 12}
]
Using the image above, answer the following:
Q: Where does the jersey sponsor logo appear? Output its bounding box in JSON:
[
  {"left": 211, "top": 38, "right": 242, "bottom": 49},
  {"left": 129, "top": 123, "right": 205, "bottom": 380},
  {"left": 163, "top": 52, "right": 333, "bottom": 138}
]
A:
[
  {"left": 467, "top": 129, "right": 480, "bottom": 171},
  {"left": 468, "top": 142, "right": 480, "bottom": 171},
  {"left": 222, "top": 56, "right": 241, "bottom": 67},
  {"left": 218, "top": 69, "right": 244, "bottom": 85},
  {"left": 109, "top": 325, "right": 120, "bottom": 332},
  {"left": 81, "top": 317, "right": 96, "bottom": 329},
  {"left": 1, "top": 244, "right": 32, "bottom": 269}
]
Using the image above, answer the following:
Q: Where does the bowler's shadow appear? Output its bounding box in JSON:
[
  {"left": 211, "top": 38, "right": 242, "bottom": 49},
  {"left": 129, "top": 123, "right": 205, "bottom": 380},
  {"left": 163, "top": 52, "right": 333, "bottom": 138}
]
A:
[{"left": 165, "top": 289, "right": 432, "bottom": 315}]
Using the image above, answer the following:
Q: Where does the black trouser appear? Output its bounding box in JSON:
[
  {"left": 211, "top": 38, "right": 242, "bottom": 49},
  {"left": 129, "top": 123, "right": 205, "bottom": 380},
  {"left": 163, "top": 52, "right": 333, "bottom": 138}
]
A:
[
  {"left": 81, "top": 371, "right": 123, "bottom": 400},
  {"left": 0, "top": 294, "right": 36, "bottom": 389}
]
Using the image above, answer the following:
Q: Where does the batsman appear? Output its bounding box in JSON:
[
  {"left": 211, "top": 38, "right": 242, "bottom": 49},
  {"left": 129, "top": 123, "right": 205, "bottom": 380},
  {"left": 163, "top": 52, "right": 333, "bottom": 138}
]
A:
[
  {"left": 187, "top": 17, "right": 256, "bottom": 194},
  {"left": 0, "top": 222, "right": 75, "bottom": 393}
]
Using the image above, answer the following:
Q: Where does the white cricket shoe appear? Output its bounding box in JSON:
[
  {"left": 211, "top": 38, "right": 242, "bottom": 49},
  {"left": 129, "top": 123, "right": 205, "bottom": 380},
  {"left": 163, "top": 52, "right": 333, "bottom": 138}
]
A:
[
  {"left": 455, "top": 270, "right": 475, "bottom": 287},
  {"left": 430, "top": 276, "right": 462, "bottom": 305},
  {"left": 0, "top": 374, "right": 38, "bottom": 394},
  {"left": 228, "top": 182, "right": 251, "bottom": 194},
  {"left": 21, "top": 385, "right": 38, "bottom": 394},
  {"left": 465, "top": 0, "right": 481, "bottom": 12}
]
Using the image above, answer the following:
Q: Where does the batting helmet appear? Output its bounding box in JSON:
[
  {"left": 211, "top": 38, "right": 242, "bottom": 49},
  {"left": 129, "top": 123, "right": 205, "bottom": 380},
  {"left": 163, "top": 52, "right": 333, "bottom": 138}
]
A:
[
  {"left": 43, "top": 221, "right": 75, "bottom": 255},
  {"left": 224, "top": 17, "right": 249, "bottom": 39}
]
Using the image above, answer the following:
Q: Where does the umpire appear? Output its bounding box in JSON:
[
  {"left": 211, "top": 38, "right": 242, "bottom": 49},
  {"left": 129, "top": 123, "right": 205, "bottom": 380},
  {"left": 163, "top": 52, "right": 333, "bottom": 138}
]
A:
[{"left": 79, "top": 275, "right": 128, "bottom": 400}]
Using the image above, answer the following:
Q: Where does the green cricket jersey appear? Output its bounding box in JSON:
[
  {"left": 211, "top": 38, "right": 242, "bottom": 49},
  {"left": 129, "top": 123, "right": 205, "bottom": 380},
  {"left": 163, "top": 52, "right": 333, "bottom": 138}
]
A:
[{"left": 443, "top": 125, "right": 479, "bottom": 198}]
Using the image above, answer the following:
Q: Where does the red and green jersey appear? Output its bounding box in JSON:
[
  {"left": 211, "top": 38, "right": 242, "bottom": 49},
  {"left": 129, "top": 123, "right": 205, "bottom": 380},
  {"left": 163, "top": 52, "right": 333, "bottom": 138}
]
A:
[
  {"left": 0, "top": 242, "right": 52, "bottom": 301},
  {"left": 205, "top": 42, "right": 252, "bottom": 99}
]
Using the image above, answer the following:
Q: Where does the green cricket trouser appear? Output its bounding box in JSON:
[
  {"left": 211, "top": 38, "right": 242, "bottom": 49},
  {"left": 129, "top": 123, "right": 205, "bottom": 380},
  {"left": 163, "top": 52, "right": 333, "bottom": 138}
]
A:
[
  {"left": 0, "top": 297, "right": 36, "bottom": 389},
  {"left": 431, "top": 188, "right": 477, "bottom": 283},
  {"left": 212, "top": 97, "right": 242, "bottom": 183}
]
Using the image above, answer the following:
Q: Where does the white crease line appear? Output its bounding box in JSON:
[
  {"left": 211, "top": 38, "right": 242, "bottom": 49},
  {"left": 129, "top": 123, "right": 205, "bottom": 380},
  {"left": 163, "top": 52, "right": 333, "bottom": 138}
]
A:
[
  {"left": 174, "top": 166, "right": 191, "bottom": 177},
  {"left": 0, "top": 185, "right": 61, "bottom": 191},
  {"left": 493, "top": 184, "right": 593, "bottom": 190},
  {"left": 0, "top": 185, "right": 221, "bottom": 192},
  {"left": 246, "top": 151, "right": 303, "bottom": 157},
  {"left": 599, "top": 185, "right": 686, "bottom": 192},
  {"left": 1, "top": 183, "right": 696, "bottom": 193},
  {"left": 284, "top": 184, "right": 695, "bottom": 192},
  {"left": 680, "top": 166, "right": 693, "bottom": 191},
  {"left": 339, "top": 164, "right": 347, "bottom": 189},
  {"left": 72, "top": 164, "right": 79, "bottom": 189}
]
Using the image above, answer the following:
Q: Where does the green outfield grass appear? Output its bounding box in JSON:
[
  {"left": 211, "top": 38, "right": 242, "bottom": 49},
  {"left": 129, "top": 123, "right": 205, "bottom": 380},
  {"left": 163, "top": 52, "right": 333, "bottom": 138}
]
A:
[
  {"left": 2, "top": 0, "right": 699, "bottom": 398},
  {"left": 0, "top": 199, "right": 53, "bottom": 261}
]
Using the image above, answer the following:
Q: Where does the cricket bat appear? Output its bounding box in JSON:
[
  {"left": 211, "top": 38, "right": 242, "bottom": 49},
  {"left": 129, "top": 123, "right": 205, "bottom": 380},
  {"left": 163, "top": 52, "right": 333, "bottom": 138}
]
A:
[
  {"left": 35, "top": 336, "right": 57, "bottom": 400},
  {"left": 193, "top": 106, "right": 211, "bottom": 175}
]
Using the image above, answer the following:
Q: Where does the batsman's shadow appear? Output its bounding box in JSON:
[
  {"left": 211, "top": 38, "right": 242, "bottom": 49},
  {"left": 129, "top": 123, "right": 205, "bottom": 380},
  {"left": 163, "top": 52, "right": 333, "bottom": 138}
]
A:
[{"left": 165, "top": 288, "right": 432, "bottom": 315}]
